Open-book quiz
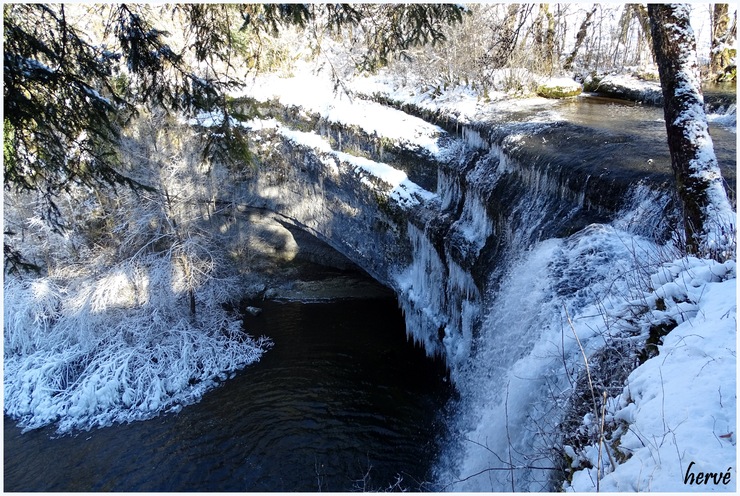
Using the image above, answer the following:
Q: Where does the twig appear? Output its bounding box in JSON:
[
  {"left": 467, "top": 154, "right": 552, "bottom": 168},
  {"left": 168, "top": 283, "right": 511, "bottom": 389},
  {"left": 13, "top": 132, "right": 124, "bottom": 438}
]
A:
[
  {"left": 563, "top": 303, "right": 598, "bottom": 417},
  {"left": 505, "top": 382, "right": 515, "bottom": 492}
]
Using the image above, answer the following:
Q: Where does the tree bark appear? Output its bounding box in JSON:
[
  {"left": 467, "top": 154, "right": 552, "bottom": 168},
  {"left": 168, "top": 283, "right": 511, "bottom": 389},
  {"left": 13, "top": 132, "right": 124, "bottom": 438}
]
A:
[
  {"left": 533, "top": 4, "right": 556, "bottom": 74},
  {"left": 631, "top": 4, "right": 654, "bottom": 63},
  {"left": 648, "top": 4, "right": 735, "bottom": 260},
  {"left": 563, "top": 5, "right": 598, "bottom": 71},
  {"left": 710, "top": 4, "right": 733, "bottom": 79},
  {"left": 543, "top": 4, "right": 556, "bottom": 73}
]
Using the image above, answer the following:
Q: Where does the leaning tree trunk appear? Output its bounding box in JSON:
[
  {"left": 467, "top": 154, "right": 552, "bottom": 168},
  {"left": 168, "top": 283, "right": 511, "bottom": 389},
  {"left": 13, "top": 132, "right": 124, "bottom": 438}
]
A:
[
  {"left": 563, "top": 4, "right": 597, "bottom": 71},
  {"left": 648, "top": 4, "right": 735, "bottom": 261}
]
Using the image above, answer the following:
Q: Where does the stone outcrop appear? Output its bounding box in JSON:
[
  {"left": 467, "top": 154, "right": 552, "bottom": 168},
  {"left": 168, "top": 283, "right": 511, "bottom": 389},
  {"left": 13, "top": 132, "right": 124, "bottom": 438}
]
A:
[{"left": 199, "top": 93, "right": 688, "bottom": 371}]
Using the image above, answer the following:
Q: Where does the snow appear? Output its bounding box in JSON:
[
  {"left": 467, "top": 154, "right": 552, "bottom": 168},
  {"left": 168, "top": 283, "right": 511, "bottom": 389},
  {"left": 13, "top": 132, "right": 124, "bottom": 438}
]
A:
[
  {"left": 598, "top": 73, "right": 663, "bottom": 96},
  {"left": 4, "top": 255, "right": 272, "bottom": 434},
  {"left": 238, "top": 64, "right": 448, "bottom": 159},
  {"left": 442, "top": 218, "right": 737, "bottom": 492},
  {"left": 6, "top": 34, "right": 736, "bottom": 494},
  {"left": 568, "top": 258, "right": 737, "bottom": 492},
  {"left": 278, "top": 125, "right": 436, "bottom": 209},
  {"left": 186, "top": 109, "right": 437, "bottom": 210}
]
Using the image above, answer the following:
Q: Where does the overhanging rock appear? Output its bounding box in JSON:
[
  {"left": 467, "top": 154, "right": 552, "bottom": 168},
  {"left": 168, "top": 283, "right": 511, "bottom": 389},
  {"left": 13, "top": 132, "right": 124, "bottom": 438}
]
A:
[{"left": 200, "top": 96, "right": 679, "bottom": 373}]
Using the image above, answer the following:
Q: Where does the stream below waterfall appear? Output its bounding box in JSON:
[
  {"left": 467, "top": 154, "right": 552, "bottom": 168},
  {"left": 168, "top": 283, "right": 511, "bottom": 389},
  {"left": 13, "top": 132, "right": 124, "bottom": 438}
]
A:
[{"left": 4, "top": 296, "right": 452, "bottom": 491}]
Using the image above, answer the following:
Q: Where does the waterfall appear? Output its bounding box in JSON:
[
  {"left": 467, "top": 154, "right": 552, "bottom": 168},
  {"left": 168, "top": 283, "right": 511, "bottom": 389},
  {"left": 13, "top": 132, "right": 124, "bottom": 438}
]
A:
[
  {"left": 433, "top": 183, "right": 672, "bottom": 491},
  {"left": 387, "top": 116, "right": 682, "bottom": 491},
  {"left": 8, "top": 69, "right": 732, "bottom": 486}
]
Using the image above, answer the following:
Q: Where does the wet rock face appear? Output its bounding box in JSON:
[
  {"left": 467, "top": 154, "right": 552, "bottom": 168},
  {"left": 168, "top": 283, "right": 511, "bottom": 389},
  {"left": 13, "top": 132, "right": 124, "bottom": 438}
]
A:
[{"left": 214, "top": 94, "right": 696, "bottom": 363}]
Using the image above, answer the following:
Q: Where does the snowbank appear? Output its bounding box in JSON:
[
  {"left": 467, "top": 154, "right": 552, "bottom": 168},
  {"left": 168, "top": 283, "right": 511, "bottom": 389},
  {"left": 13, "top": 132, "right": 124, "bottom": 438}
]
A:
[
  {"left": 239, "top": 66, "right": 448, "bottom": 160},
  {"left": 583, "top": 73, "right": 663, "bottom": 104},
  {"left": 567, "top": 257, "right": 736, "bottom": 492}
]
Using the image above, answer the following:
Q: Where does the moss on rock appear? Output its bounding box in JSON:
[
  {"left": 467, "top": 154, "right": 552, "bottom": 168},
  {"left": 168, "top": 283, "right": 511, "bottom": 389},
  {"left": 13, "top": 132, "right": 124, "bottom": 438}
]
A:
[{"left": 537, "top": 78, "right": 583, "bottom": 99}]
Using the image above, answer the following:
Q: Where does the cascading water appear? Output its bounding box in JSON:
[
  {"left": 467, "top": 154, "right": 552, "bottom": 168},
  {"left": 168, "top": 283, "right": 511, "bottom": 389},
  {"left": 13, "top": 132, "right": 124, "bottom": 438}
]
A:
[
  {"left": 5, "top": 67, "right": 734, "bottom": 491},
  {"left": 387, "top": 110, "right": 708, "bottom": 490},
  {"left": 436, "top": 215, "right": 664, "bottom": 491}
]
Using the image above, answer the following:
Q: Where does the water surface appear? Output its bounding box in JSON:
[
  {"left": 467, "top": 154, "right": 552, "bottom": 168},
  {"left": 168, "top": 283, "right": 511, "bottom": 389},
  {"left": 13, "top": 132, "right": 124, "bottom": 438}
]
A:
[{"left": 5, "top": 298, "right": 451, "bottom": 491}]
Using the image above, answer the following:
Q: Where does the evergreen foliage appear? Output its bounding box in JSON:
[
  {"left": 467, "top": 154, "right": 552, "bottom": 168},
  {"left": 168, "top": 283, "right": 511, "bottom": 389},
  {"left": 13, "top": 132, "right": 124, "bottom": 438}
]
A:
[
  {"left": 3, "top": 3, "right": 465, "bottom": 270},
  {"left": 4, "top": 4, "right": 135, "bottom": 226}
]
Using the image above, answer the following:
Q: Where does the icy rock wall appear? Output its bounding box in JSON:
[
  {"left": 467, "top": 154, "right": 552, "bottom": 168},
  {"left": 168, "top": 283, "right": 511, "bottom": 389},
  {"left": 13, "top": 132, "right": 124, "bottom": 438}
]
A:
[
  {"left": 230, "top": 103, "right": 674, "bottom": 371},
  {"left": 230, "top": 130, "right": 414, "bottom": 288}
]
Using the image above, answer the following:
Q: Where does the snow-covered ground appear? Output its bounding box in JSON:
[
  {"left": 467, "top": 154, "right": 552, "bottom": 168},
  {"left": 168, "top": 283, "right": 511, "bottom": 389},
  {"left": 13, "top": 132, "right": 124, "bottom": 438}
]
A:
[
  {"left": 566, "top": 257, "right": 736, "bottom": 492},
  {"left": 237, "top": 65, "right": 451, "bottom": 159}
]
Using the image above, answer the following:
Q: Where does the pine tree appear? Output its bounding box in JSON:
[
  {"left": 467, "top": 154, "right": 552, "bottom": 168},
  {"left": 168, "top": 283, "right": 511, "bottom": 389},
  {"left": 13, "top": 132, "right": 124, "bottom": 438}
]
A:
[{"left": 3, "top": 4, "right": 465, "bottom": 270}]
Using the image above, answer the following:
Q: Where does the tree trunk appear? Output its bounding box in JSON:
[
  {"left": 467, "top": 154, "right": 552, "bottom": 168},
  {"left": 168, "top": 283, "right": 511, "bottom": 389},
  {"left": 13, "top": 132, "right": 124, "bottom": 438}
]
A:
[
  {"left": 631, "top": 4, "right": 654, "bottom": 63},
  {"left": 648, "top": 4, "right": 735, "bottom": 260},
  {"left": 710, "top": 4, "right": 733, "bottom": 79},
  {"left": 530, "top": 4, "right": 556, "bottom": 74},
  {"left": 563, "top": 5, "right": 597, "bottom": 71},
  {"left": 543, "top": 4, "right": 556, "bottom": 74}
]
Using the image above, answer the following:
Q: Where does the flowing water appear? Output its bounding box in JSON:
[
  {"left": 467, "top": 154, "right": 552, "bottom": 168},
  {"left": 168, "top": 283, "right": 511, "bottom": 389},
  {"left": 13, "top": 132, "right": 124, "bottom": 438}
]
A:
[
  {"left": 4, "top": 297, "right": 451, "bottom": 492},
  {"left": 432, "top": 93, "right": 736, "bottom": 491}
]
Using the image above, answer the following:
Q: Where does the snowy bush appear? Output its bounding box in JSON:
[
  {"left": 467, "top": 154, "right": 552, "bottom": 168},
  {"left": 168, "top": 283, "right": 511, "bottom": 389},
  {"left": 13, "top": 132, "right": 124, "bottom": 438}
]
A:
[{"left": 4, "top": 255, "right": 271, "bottom": 434}]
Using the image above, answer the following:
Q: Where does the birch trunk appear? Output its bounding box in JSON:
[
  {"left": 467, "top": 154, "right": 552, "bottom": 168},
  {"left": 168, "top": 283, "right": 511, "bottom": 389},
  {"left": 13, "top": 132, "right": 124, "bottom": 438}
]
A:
[{"left": 648, "top": 3, "right": 735, "bottom": 260}]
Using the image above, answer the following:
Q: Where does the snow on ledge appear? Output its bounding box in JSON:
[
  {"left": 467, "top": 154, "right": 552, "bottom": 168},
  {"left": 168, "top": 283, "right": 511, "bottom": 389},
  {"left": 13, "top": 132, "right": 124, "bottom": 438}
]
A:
[
  {"left": 276, "top": 123, "right": 437, "bottom": 209},
  {"left": 237, "top": 71, "right": 448, "bottom": 159},
  {"left": 183, "top": 110, "right": 436, "bottom": 209}
]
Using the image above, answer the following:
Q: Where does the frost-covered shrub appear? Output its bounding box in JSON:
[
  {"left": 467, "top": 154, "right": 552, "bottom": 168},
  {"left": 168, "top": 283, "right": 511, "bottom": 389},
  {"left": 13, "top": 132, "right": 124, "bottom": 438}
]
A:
[{"left": 4, "top": 255, "right": 271, "bottom": 434}]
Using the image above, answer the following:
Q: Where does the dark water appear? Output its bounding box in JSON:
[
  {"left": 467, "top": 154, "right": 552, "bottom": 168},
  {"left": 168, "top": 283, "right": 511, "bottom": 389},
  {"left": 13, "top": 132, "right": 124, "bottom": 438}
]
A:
[
  {"left": 4, "top": 298, "right": 452, "bottom": 492},
  {"left": 555, "top": 94, "right": 737, "bottom": 185}
]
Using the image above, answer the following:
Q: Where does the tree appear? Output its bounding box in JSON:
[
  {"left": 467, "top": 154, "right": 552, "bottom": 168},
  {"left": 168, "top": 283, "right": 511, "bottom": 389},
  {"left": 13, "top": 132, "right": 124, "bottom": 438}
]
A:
[
  {"left": 3, "top": 4, "right": 219, "bottom": 230},
  {"left": 648, "top": 4, "right": 735, "bottom": 260},
  {"left": 532, "top": 4, "right": 557, "bottom": 74},
  {"left": 563, "top": 4, "right": 598, "bottom": 71},
  {"left": 3, "top": 3, "right": 465, "bottom": 270},
  {"left": 710, "top": 4, "right": 737, "bottom": 81}
]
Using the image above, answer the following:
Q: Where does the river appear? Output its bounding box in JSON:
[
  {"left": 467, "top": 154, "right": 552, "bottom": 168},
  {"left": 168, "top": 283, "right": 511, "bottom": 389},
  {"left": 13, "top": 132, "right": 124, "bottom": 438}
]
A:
[{"left": 4, "top": 296, "right": 452, "bottom": 491}]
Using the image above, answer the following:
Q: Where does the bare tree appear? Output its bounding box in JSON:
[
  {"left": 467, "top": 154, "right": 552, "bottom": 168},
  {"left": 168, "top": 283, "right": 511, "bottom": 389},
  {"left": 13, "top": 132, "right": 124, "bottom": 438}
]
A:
[
  {"left": 648, "top": 3, "right": 735, "bottom": 260},
  {"left": 710, "top": 4, "right": 736, "bottom": 80},
  {"left": 563, "top": 5, "right": 598, "bottom": 71}
]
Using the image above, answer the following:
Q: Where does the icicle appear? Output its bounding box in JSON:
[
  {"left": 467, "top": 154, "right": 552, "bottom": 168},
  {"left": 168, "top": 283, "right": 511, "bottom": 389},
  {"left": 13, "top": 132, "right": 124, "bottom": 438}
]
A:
[
  {"left": 395, "top": 223, "right": 481, "bottom": 369},
  {"left": 461, "top": 126, "right": 489, "bottom": 151},
  {"left": 453, "top": 189, "right": 493, "bottom": 254}
]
